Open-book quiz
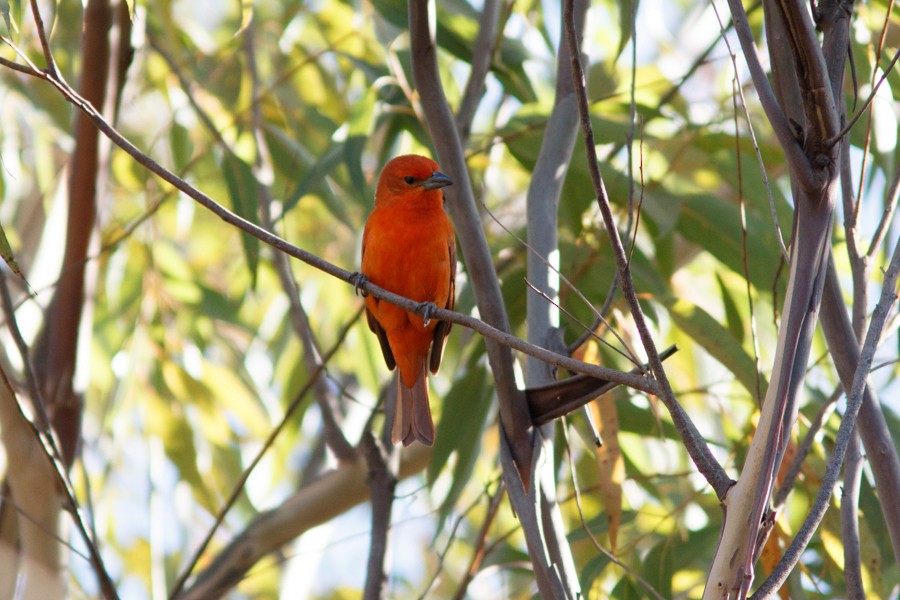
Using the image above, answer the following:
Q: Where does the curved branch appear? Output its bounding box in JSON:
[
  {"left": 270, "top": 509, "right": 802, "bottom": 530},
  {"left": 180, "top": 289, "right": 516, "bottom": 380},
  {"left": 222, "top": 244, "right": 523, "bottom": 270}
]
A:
[{"left": 820, "top": 255, "right": 900, "bottom": 566}]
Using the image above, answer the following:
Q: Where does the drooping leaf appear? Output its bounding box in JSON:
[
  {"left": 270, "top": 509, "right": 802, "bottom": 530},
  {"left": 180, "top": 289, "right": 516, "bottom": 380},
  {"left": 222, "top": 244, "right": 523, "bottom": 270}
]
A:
[
  {"left": 642, "top": 537, "right": 675, "bottom": 599},
  {"left": 591, "top": 391, "right": 623, "bottom": 553},
  {"left": 677, "top": 193, "right": 786, "bottom": 293},
  {"left": 665, "top": 297, "right": 766, "bottom": 399},
  {"left": 428, "top": 361, "right": 494, "bottom": 532},
  {"left": 0, "top": 222, "right": 25, "bottom": 280},
  {"left": 282, "top": 140, "right": 349, "bottom": 222},
  {"left": 221, "top": 152, "right": 261, "bottom": 288},
  {"left": 717, "top": 272, "right": 746, "bottom": 344}
]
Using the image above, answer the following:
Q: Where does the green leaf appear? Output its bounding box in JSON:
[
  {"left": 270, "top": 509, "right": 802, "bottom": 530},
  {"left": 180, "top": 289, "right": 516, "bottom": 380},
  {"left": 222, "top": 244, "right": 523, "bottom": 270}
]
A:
[
  {"left": 579, "top": 553, "right": 612, "bottom": 595},
  {"left": 221, "top": 152, "right": 260, "bottom": 288},
  {"left": 0, "top": 222, "right": 25, "bottom": 279},
  {"left": 170, "top": 122, "right": 193, "bottom": 173},
  {"left": 610, "top": 576, "right": 642, "bottom": 599},
  {"left": 665, "top": 297, "right": 766, "bottom": 398},
  {"left": 428, "top": 361, "right": 494, "bottom": 531},
  {"left": 677, "top": 194, "right": 785, "bottom": 293},
  {"left": 717, "top": 273, "right": 745, "bottom": 343},
  {"left": 616, "top": 0, "right": 638, "bottom": 60},
  {"left": 282, "top": 141, "right": 350, "bottom": 223},
  {"left": 0, "top": 0, "right": 14, "bottom": 35},
  {"left": 642, "top": 537, "right": 675, "bottom": 599}
]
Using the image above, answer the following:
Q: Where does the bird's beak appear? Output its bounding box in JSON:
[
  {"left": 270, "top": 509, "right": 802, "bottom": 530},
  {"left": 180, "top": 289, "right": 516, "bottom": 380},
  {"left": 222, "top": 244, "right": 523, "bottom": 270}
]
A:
[{"left": 422, "top": 170, "right": 453, "bottom": 190}]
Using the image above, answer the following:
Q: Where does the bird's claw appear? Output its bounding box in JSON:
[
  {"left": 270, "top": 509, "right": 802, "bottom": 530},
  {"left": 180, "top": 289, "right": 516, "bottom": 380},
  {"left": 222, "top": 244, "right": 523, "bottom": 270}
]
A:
[
  {"left": 416, "top": 301, "right": 438, "bottom": 327},
  {"left": 350, "top": 272, "right": 369, "bottom": 297}
]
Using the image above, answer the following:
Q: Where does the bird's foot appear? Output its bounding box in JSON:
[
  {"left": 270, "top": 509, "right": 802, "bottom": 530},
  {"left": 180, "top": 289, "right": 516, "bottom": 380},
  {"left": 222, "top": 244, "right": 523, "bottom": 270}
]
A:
[
  {"left": 350, "top": 272, "right": 369, "bottom": 297},
  {"left": 416, "top": 301, "right": 439, "bottom": 327}
]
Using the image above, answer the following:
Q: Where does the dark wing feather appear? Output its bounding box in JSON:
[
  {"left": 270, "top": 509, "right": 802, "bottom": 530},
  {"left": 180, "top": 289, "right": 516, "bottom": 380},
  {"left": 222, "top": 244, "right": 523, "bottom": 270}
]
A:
[
  {"left": 429, "top": 237, "right": 456, "bottom": 374},
  {"left": 365, "top": 302, "right": 396, "bottom": 371},
  {"left": 361, "top": 223, "right": 396, "bottom": 371}
]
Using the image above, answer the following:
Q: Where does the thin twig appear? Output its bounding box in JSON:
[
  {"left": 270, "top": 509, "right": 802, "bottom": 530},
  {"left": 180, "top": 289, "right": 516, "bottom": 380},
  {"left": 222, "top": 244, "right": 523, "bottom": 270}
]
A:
[
  {"left": 524, "top": 279, "right": 638, "bottom": 367},
  {"left": 27, "top": 0, "right": 61, "bottom": 79},
  {"left": 451, "top": 483, "right": 504, "bottom": 600},
  {"left": 713, "top": 0, "right": 789, "bottom": 261},
  {"left": 484, "top": 203, "right": 640, "bottom": 366},
  {"left": 0, "top": 55, "right": 34, "bottom": 75},
  {"left": 826, "top": 45, "right": 900, "bottom": 148},
  {"left": 418, "top": 479, "right": 501, "bottom": 599}
]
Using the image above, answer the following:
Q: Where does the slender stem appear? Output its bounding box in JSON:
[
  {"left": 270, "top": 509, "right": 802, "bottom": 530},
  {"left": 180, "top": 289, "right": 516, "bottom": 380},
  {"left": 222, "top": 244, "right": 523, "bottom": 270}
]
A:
[
  {"left": 242, "top": 21, "right": 355, "bottom": 461},
  {"left": 841, "top": 432, "right": 865, "bottom": 599}
]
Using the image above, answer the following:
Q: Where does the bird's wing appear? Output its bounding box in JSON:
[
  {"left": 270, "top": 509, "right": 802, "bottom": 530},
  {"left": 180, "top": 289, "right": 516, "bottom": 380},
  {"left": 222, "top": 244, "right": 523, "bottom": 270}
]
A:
[{"left": 429, "top": 235, "right": 456, "bottom": 374}]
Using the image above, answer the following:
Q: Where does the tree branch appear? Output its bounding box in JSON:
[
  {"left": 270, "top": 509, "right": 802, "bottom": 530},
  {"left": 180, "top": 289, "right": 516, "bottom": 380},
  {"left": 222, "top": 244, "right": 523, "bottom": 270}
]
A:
[
  {"left": 361, "top": 431, "right": 397, "bottom": 600},
  {"left": 841, "top": 431, "right": 865, "bottom": 599}
]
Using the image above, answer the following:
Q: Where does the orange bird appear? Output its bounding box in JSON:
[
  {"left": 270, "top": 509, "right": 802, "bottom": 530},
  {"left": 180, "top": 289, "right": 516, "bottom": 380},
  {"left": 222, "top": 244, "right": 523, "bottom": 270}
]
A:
[{"left": 361, "top": 154, "right": 456, "bottom": 446}]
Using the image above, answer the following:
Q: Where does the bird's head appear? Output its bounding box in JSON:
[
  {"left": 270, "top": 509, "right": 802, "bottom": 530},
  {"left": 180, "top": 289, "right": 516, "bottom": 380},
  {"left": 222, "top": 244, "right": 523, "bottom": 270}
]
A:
[{"left": 375, "top": 154, "right": 453, "bottom": 205}]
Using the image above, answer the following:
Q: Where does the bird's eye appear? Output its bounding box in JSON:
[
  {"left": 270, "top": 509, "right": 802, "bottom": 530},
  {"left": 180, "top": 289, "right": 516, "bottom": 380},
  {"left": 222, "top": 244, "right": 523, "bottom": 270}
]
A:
[{"left": 404, "top": 176, "right": 415, "bottom": 185}]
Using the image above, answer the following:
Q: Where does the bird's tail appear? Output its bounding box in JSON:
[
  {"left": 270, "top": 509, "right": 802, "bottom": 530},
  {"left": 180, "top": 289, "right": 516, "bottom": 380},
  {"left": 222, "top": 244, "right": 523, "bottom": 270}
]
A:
[{"left": 393, "top": 364, "right": 434, "bottom": 446}]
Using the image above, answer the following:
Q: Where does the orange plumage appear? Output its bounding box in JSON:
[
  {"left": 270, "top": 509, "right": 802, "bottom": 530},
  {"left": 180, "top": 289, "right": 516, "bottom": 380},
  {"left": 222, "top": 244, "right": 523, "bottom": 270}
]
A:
[{"left": 361, "top": 154, "right": 456, "bottom": 446}]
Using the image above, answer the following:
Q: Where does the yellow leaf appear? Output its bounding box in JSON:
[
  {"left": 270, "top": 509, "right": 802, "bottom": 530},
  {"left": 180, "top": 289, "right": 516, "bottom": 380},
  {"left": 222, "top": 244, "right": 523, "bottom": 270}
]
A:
[{"left": 592, "top": 391, "right": 623, "bottom": 553}]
